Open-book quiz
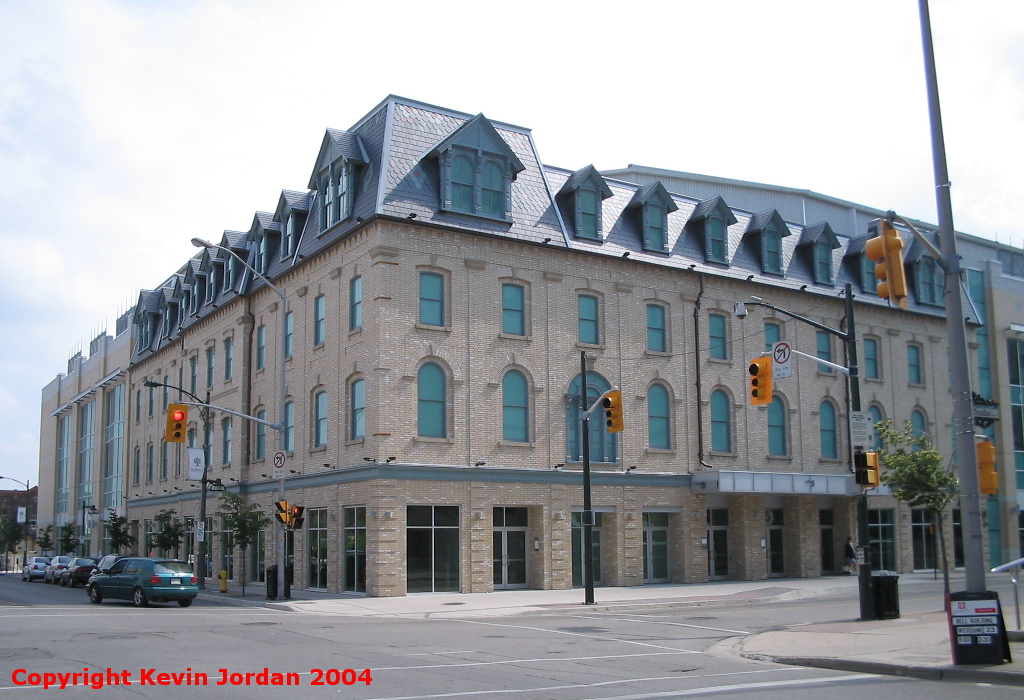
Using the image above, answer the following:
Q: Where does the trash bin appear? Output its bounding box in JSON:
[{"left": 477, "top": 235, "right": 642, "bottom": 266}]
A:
[
  {"left": 266, "top": 564, "right": 278, "bottom": 600},
  {"left": 872, "top": 571, "right": 900, "bottom": 619}
]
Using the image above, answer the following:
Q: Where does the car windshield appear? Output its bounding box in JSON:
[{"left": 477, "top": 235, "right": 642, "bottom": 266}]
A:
[
  {"left": 33, "top": 558, "right": 50, "bottom": 564},
  {"left": 76, "top": 559, "right": 97, "bottom": 567},
  {"left": 154, "top": 561, "right": 192, "bottom": 574},
  {"left": 55, "top": 557, "right": 73, "bottom": 564}
]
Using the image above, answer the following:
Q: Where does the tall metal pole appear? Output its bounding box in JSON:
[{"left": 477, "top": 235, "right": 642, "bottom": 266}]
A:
[
  {"left": 917, "top": 0, "right": 985, "bottom": 592},
  {"left": 580, "top": 351, "right": 595, "bottom": 606},
  {"left": 195, "top": 390, "right": 211, "bottom": 589},
  {"left": 277, "top": 292, "right": 288, "bottom": 600}
]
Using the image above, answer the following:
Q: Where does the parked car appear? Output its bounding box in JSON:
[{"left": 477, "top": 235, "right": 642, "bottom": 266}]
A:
[
  {"left": 22, "top": 556, "right": 51, "bottom": 582},
  {"left": 43, "top": 556, "right": 74, "bottom": 584},
  {"left": 59, "top": 558, "right": 98, "bottom": 587},
  {"left": 92, "top": 554, "right": 124, "bottom": 576},
  {"left": 87, "top": 558, "right": 198, "bottom": 607}
]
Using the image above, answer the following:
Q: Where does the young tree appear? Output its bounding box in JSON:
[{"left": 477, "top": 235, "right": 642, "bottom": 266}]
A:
[
  {"left": 877, "top": 419, "right": 959, "bottom": 607},
  {"left": 152, "top": 509, "right": 185, "bottom": 557},
  {"left": 36, "top": 525, "right": 55, "bottom": 555},
  {"left": 103, "top": 509, "right": 136, "bottom": 554},
  {"left": 58, "top": 523, "right": 78, "bottom": 555},
  {"left": 0, "top": 517, "right": 18, "bottom": 554},
  {"left": 216, "top": 492, "right": 269, "bottom": 596}
]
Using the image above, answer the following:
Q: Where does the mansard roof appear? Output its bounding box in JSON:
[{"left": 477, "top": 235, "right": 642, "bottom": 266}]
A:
[
  {"left": 247, "top": 211, "right": 280, "bottom": 242},
  {"left": 558, "top": 164, "right": 613, "bottom": 199},
  {"left": 425, "top": 113, "right": 526, "bottom": 178},
  {"left": 799, "top": 221, "right": 841, "bottom": 249},
  {"left": 745, "top": 209, "right": 790, "bottom": 237},
  {"left": 274, "top": 190, "right": 311, "bottom": 222},
  {"left": 904, "top": 229, "right": 940, "bottom": 263},
  {"left": 626, "top": 181, "right": 679, "bottom": 211},
  {"left": 306, "top": 130, "right": 369, "bottom": 189},
  {"left": 688, "top": 195, "right": 738, "bottom": 225}
]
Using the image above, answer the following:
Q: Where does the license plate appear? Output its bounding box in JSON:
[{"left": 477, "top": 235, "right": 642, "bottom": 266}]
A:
[{"left": 170, "top": 578, "right": 181, "bottom": 585}]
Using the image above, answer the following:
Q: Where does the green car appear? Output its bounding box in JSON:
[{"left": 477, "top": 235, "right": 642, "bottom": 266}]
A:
[{"left": 87, "top": 557, "right": 198, "bottom": 607}]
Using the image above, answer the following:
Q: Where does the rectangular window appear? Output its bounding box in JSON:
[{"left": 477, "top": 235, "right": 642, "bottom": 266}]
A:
[
  {"left": 861, "top": 253, "right": 877, "bottom": 294},
  {"left": 161, "top": 441, "right": 168, "bottom": 480},
  {"left": 908, "top": 344, "right": 923, "bottom": 385},
  {"left": 406, "top": 505, "right": 460, "bottom": 593},
  {"left": 646, "top": 304, "right": 666, "bottom": 352},
  {"left": 135, "top": 389, "right": 141, "bottom": 423},
  {"left": 78, "top": 401, "right": 95, "bottom": 503},
  {"left": 283, "top": 401, "right": 294, "bottom": 452},
  {"left": 350, "top": 379, "right": 365, "bottom": 441},
  {"left": 133, "top": 447, "right": 140, "bottom": 486},
  {"left": 1008, "top": 339, "right": 1024, "bottom": 489},
  {"left": 314, "top": 391, "right": 328, "bottom": 447},
  {"left": 147, "top": 385, "right": 153, "bottom": 417},
  {"left": 815, "top": 241, "right": 832, "bottom": 283},
  {"left": 344, "top": 506, "right": 366, "bottom": 593},
  {"left": 146, "top": 444, "right": 154, "bottom": 483},
  {"left": 313, "top": 295, "right": 326, "bottom": 346},
  {"left": 708, "top": 313, "right": 727, "bottom": 359},
  {"left": 308, "top": 508, "right": 328, "bottom": 589},
  {"left": 644, "top": 203, "right": 666, "bottom": 252},
  {"left": 102, "top": 384, "right": 125, "bottom": 509},
  {"left": 706, "top": 217, "right": 726, "bottom": 262},
  {"left": 206, "top": 347, "right": 215, "bottom": 388},
  {"left": 349, "top": 276, "right": 362, "bottom": 331},
  {"left": 863, "top": 337, "right": 879, "bottom": 379},
  {"left": 968, "top": 270, "right": 992, "bottom": 399},
  {"left": 284, "top": 311, "right": 294, "bottom": 359},
  {"left": 764, "top": 322, "right": 781, "bottom": 354},
  {"left": 224, "top": 338, "right": 233, "bottom": 381},
  {"left": 578, "top": 295, "right": 599, "bottom": 345},
  {"left": 255, "top": 410, "right": 266, "bottom": 460},
  {"left": 222, "top": 418, "right": 232, "bottom": 464},
  {"left": 255, "top": 325, "right": 265, "bottom": 370},
  {"left": 578, "top": 189, "right": 599, "bottom": 239},
  {"left": 162, "top": 377, "right": 168, "bottom": 409},
  {"left": 419, "top": 272, "right": 444, "bottom": 326},
  {"left": 281, "top": 213, "right": 293, "bottom": 259},
  {"left": 56, "top": 415, "right": 71, "bottom": 515},
  {"left": 816, "top": 331, "right": 832, "bottom": 373},
  {"left": 868, "top": 509, "right": 896, "bottom": 571},
  {"left": 762, "top": 230, "right": 782, "bottom": 274},
  {"left": 502, "top": 284, "right": 525, "bottom": 336}
]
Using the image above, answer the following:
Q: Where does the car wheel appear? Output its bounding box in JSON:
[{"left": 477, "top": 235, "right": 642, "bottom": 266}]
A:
[
  {"left": 87, "top": 585, "right": 103, "bottom": 604},
  {"left": 60, "top": 576, "right": 67, "bottom": 587},
  {"left": 133, "top": 587, "right": 149, "bottom": 608},
  {"left": 21, "top": 572, "right": 27, "bottom": 582},
  {"left": 178, "top": 598, "right": 194, "bottom": 608}
]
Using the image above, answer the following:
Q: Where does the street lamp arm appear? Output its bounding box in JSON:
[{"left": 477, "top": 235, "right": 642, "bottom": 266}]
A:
[
  {"left": 178, "top": 400, "right": 283, "bottom": 432},
  {"left": 886, "top": 211, "right": 947, "bottom": 271},
  {"left": 191, "top": 238, "right": 285, "bottom": 300},
  {"left": 742, "top": 301, "right": 850, "bottom": 340},
  {"left": 143, "top": 381, "right": 204, "bottom": 406},
  {"left": 0, "top": 476, "right": 29, "bottom": 490}
]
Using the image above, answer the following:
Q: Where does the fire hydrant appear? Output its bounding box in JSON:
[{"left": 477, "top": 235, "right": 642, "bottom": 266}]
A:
[{"left": 219, "top": 569, "right": 228, "bottom": 593}]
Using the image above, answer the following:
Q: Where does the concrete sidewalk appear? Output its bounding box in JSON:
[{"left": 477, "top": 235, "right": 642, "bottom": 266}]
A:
[{"left": 197, "top": 573, "right": 1024, "bottom": 685}]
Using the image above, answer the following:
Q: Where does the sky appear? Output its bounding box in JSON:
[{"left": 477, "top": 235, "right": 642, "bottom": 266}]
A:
[{"left": 1, "top": 0, "right": 1022, "bottom": 490}]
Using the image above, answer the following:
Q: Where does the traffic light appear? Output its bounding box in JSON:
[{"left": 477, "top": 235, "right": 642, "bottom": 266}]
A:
[
  {"left": 601, "top": 390, "right": 624, "bottom": 433},
  {"left": 274, "top": 500, "right": 290, "bottom": 525},
  {"left": 855, "top": 451, "right": 880, "bottom": 487},
  {"left": 748, "top": 357, "right": 772, "bottom": 406},
  {"left": 164, "top": 403, "right": 188, "bottom": 443},
  {"left": 290, "top": 505, "right": 305, "bottom": 530},
  {"left": 977, "top": 441, "right": 998, "bottom": 495},
  {"left": 865, "top": 219, "right": 908, "bottom": 309}
]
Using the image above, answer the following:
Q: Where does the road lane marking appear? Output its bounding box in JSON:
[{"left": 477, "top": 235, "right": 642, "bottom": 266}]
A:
[
  {"left": 569, "top": 614, "right": 751, "bottom": 636},
  {"left": 377, "top": 651, "right": 699, "bottom": 671},
  {"left": 596, "top": 673, "right": 881, "bottom": 699},
  {"left": 451, "top": 618, "right": 700, "bottom": 652}
]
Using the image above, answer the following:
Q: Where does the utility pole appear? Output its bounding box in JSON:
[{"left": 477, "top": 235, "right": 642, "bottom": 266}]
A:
[{"left": 579, "top": 351, "right": 595, "bottom": 606}]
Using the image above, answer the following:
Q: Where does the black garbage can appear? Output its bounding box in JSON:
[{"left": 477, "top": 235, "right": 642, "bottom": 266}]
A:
[
  {"left": 266, "top": 564, "right": 278, "bottom": 600},
  {"left": 872, "top": 571, "right": 900, "bottom": 619}
]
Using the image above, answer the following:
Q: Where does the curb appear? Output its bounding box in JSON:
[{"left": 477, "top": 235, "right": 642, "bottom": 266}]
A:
[{"left": 747, "top": 655, "right": 1024, "bottom": 687}]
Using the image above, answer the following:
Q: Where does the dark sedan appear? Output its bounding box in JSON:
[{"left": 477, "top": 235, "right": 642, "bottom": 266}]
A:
[{"left": 59, "top": 558, "right": 97, "bottom": 587}]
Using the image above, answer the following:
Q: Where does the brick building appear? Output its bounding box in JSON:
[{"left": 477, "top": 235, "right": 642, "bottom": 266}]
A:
[{"left": 37, "top": 96, "right": 1022, "bottom": 595}]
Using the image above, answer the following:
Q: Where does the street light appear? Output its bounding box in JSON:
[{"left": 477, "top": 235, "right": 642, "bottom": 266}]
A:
[
  {"left": 80, "top": 501, "right": 98, "bottom": 557},
  {"left": 0, "top": 476, "right": 30, "bottom": 569},
  {"left": 192, "top": 237, "right": 289, "bottom": 600}
]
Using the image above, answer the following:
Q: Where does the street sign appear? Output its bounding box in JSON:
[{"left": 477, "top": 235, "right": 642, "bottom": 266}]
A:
[
  {"left": 196, "top": 520, "right": 205, "bottom": 543},
  {"left": 772, "top": 341, "right": 792, "bottom": 379},
  {"left": 273, "top": 451, "right": 286, "bottom": 474},
  {"left": 850, "top": 411, "right": 875, "bottom": 450},
  {"left": 16, "top": 507, "right": 26, "bottom": 524},
  {"left": 187, "top": 448, "right": 206, "bottom": 480},
  {"left": 948, "top": 592, "right": 1012, "bottom": 665}
]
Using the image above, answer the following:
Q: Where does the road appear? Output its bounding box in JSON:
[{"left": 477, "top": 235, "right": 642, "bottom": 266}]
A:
[{"left": 0, "top": 573, "right": 1016, "bottom": 699}]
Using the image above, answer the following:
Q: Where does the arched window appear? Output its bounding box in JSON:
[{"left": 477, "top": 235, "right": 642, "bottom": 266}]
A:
[
  {"left": 451, "top": 156, "right": 474, "bottom": 213},
  {"left": 567, "top": 373, "right": 617, "bottom": 462},
  {"left": 648, "top": 384, "right": 670, "bottom": 449},
  {"left": 313, "top": 390, "right": 328, "bottom": 447},
  {"left": 417, "top": 363, "right": 446, "bottom": 438},
  {"left": 350, "top": 378, "right": 365, "bottom": 441},
  {"left": 910, "top": 409, "right": 926, "bottom": 438},
  {"left": 768, "top": 396, "right": 786, "bottom": 456},
  {"left": 502, "top": 370, "right": 529, "bottom": 442},
  {"left": 255, "top": 409, "right": 266, "bottom": 460},
  {"left": 481, "top": 162, "right": 503, "bottom": 217},
  {"left": 710, "top": 389, "right": 731, "bottom": 453},
  {"left": 820, "top": 400, "right": 838, "bottom": 459},
  {"left": 868, "top": 405, "right": 884, "bottom": 449}
]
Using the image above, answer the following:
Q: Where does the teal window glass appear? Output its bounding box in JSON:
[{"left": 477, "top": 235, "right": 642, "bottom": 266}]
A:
[
  {"left": 284, "top": 311, "right": 294, "bottom": 359},
  {"left": 969, "top": 270, "right": 991, "bottom": 398},
  {"left": 417, "top": 363, "right": 446, "bottom": 438},
  {"left": 768, "top": 396, "right": 786, "bottom": 456},
  {"left": 646, "top": 304, "right": 666, "bottom": 352},
  {"left": 189, "top": 356, "right": 197, "bottom": 395},
  {"left": 579, "top": 189, "right": 599, "bottom": 239},
  {"left": 451, "top": 155, "right": 474, "bottom": 213},
  {"left": 763, "top": 227, "right": 782, "bottom": 273},
  {"left": 481, "top": 162, "right": 503, "bottom": 217},
  {"left": 710, "top": 389, "right": 731, "bottom": 452},
  {"left": 419, "top": 272, "right": 444, "bottom": 327},
  {"left": 764, "top": 322, "right": 781, "bottom": 354},
  {"left": 1009, "top": 340, "right": 1024, "bottom": 488},
  {"left": 314, "top": 390, "right": 328, "bottom": 447},
  {"left": 644, "top": 203, "right": 666, "bottom": 252},
  {"left": 706, "top": 216, "right": 726, "bottom": 262},
  {"left": 255, "top": 410, "right": 266, "bottom": 460},
  {"left": 222, "top": 417, "right": 232, "bottom": 464},
  {"left": 206, "top": 346, "right": 215, "bottom": 387},
  {"left": 224, "top": 338, "right": 233, "bottom": 381},
  {"left": 566, "top": 373, "right": 616, "bottom": 463},
  {"left": 647, "top": 383, "right": 670, "bottom": 449},
  {"left": 350, "top": 276, "right": 362, "bottom": 331},
  {"left": 323, "top": 174, "right": 335, "bottom": 228},
  {"left": 820, "top": 401, "right": 838, "bottom": 459},
  {"left": 908, "top": 344, "right": 922, "bottom": 384},
  {"left": 910, "top": 409, "right": 926, "bottom": 439},
  {"left": 283, "top": 401, "right": 294, "bottom": 452},
  {"left": 578, "top": 295, "right": 599, "bottom": 345},
  {"left": 502, "top": 370, "right": 529, "bottom": 443},
  {"left": 281, "top": 213, "right": 293, "bottom": 259},
  {"left": 313, "top": 295, "right": 326, "bottom": 346},
  {"left": 350, "top": 378, "right": 365, "bottom": 440},
  {"left": 868, "top": 405, "right": 883, "bottom": 449},
  {"left": 709, "top": 313, "right": 727, "bottom": 359},
  {"left": 502, "top": 284, "right": 525, "bottom": 336},
  {"left": 917, "top": 257, "right": 945, "bottom": 306},
  {"left": 256, "top": 325, "right": 265, "bottom": 370},
  {"left": 863, "top": 337, "right": 879, "bottom": 379},
  {"left": 861, "top": 253, "right": 877, "bottom": 293},
  {"left": 814, "top": 241, "right": 832, "bottom": 283},
  {"left": 816, "top": 331, "right": 832, "bottom": 372}
]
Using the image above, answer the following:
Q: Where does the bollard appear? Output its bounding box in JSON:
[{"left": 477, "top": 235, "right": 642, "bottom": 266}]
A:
[{"left": 220, "top": 569, "right": 228, "bottom": 593}]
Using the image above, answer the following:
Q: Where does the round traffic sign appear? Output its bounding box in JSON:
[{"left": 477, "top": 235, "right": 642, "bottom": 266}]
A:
[
  {"left": 273, "top": 452, "right": 286, "bottom": 468},
  {"left": 773, "top": 341, "right": 791, "bottom": 364}
]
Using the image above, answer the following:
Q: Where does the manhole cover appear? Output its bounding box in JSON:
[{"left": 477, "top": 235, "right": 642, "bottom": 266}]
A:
[
  {"left": 242, "top": 622, "right": 278, "bottom": 626},
  {"left": 98, "top": 636, "right": 137, "bottom": 640}
]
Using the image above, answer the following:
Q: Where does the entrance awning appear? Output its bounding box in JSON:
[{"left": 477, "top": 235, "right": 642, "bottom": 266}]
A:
[{"left": 690, "top": 470, "right": 856, "bottom": 495}]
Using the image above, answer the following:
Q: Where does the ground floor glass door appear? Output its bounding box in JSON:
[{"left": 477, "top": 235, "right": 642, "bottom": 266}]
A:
[
  {"left": 407, "top": 505, "right": 460, "bottom": 593},
  {"left": 707, "top": 508, "right": 729, "bottom": 579},
  {"left": 493, "top": 507, "right": 528, "bottom": 589},
  {"left": 344, "top": 506, "right": 366, "bottom": 593},
  {"left": 868, "top": 509, "right": 896, "bottom": 571},
  {"left": 911, "top": 509, "right": 937, "bottom": 571},
  {"left": 767, "top": 509, "right": 784, "bottom": 576},
  {"left": 642, "top": 512, "right": 669, "bottom": 582},
  {"left": 819, "top": 509, "right": 835, "bottom": 573},
  {"left": 308, "top": 508, "right": 328, "bottom": 590}
]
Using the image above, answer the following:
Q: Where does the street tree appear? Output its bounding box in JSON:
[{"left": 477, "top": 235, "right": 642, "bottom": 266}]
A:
[
  {"left": 58, "top": 523, "right": 78, "bottom": 555},
  {"left": 152, "top": 509, "right": 185, "bottom": 556},
  {"left": 877, "top": 419, "right": 959, "bottom": 607},
  {"left": 216, "top": 492, "right": 269, "bottom": 596},
  {"left": 103, "top": 510, "right": 136, "bottom": 554},
  {"left": 36, "top": 525, "right": 55, "bottom": 555},
  {"left": 0, "top": 517, "right": 18, "bottom": 554}
]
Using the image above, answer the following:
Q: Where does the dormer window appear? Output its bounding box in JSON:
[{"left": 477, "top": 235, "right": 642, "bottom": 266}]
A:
[
  {"left": 762, "top": 226, "right": 782, "bottom": 274},
  {"left": 579, "top": 189, "right": 599, "bottom": 238},
  {"left": 138, "top": 316, "right": 152, "bottom": 349},
  {"left": 205, "top": 271, "right": 217, "bottom": 305},
  {"left": 706, "top": 215, "right": 727, "bottom": 263},
  {"left": 814, "top": 240, "right": 832, "bottom": 284},
  {"left": 222, "top": 259, "right": 234, "bottom": 292},
  {"left": 451, "top": 154, "right": 474, "bottom": 212},
  {"left": 626, "top": 181, "right": 677, "bottom": 254},
  {"left": 688, "top": 196, "right": 737, "bottom": 264},
  {"left": 281, "top": 213, "right": 295, "bottom": 260},
  {"left": 481, "top": 162, "right": 503, "bottom": 217},
  {"left": 915, "top": 256, "right": 945, "bottom": 306},
  {"left": 797, "top": 221, "right": 841, "bottom": 286},
  {"left": 746, "top": 210, "right": 790, "bottom": 276},
  {"left": 318, "top": 160, "right": 354, "bottom": 231},
  {"left": 558, "top": 165, "right": 613, "bottom": 242},
  {"left": 255, "top": 235, "right": 267, "bottom": 275},
  {"left": 644, "top": 203, "right": 667, "bottom": 252},
  {"left": 860, "top": 252, "right": 876, "bottom": 293}
]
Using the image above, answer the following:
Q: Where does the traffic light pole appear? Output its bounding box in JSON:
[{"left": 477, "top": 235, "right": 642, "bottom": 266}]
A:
[{"left": 579, "top": 352, "right": 595, "bottom": 606}]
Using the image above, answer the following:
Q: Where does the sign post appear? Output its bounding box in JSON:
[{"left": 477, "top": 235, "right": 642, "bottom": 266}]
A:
[{"left": 771, "top": 341, "right": 792, "bottom": 379}]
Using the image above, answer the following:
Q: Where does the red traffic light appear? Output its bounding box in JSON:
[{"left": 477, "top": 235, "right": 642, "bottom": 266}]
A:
[{"left": 171, "top": 409, "right": 185, "bottom": 421}]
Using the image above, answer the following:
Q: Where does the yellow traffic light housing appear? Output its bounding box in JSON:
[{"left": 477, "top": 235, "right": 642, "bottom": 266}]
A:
[
  {"left": 977, "top": 441, "right": 998, "bottom": 495},
  {"left": 854, "top": 451, "right": 880, "bottom": 487},
  {"left": 601, "top": 390, "right": 624, "bottom": 433},
  {"left": 164, "top": 403, "right": 188, "bottom": 443},
  {"left": 748, "top": 357, "right": 772, "bottom": 406},
  {"left": 274, "top": 500, "right": 290, "bottom": 525},
  {"left": 865, "top": 219, "right": 908, "bottom": 309},
  {"left": 290, "top": 505, "right": 305, "bottom": 530}
]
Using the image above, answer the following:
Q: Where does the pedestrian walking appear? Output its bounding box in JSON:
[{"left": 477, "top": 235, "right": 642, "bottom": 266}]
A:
[{"left": 845, "top": 537, "right": 858, "bottom": 574}]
